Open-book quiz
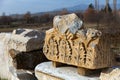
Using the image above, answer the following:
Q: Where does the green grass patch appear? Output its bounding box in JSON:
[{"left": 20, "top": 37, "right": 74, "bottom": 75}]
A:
[{"left": 0, "top": 77, "right": 8, "bottom": 80}]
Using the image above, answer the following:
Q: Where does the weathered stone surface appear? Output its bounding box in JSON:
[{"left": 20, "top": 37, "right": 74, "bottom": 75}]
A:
[
  {"left": 35, "top": 62, "right": 99, "bottom": 80},
  {"left": 10, "top": 69, "right": 37, "bottom": 80},
  {"left": 0, "top": 29, "right": 46, "bottom": 79},
  {"left": 43, "top": 13, "right": 115, "bottom": 71},
  {"left": 9, "top": 49, "right": 47, "bottom": 70},
  {"left": 53, "top": 13, "right": 83, "bottom": 34},
  {"left": 0, "top": 33, "right": 12, "bottom": 79},
  {"left": 8, "top": 28, "right": 45, "bottom": 52},
  {"left": 100, "top": 68, "right": 120, "bottom": 80}
]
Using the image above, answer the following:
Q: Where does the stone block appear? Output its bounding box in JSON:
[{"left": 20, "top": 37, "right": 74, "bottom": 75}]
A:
[
  {"left": 8, "top": 28, "right": 45, "bottom": 52},
  {"left": 9, "top": 49, "right": 47, "bottom": 70},
  {"left": 43, "top": 13, "right": 115, "bottom": 76},
  {"left": 35, "top": 62, "right": 99, "bottom": 80}
]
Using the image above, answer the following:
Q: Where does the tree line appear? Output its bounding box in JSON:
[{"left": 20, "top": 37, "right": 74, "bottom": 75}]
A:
[{"left": 0, "top": 3, "right": 120, "bottom": 28}]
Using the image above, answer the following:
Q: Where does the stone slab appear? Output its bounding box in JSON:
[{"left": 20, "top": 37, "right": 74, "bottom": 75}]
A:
[{"left": 35, "top": 62, "right": 99, "bottom": 80}]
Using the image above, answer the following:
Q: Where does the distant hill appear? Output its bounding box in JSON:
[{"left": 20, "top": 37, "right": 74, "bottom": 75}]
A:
[
  {"left": 66, "top": 3, "right": 120, "bottom": 12},
  {"left": 9, "top": 3, "right": 120, "bottom": 19},
  {"left": 10, "top": 10, "right": 63, "bottom": 19},
  {"left": 67, "top": 4, "right": 88, "bottom": 12}
]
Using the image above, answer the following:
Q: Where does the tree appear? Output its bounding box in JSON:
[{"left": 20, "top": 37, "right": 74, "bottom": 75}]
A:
[
  {"left": 84, "top": 4, "right": 98, "bottom": 23},
  {"left": 60, "top": 8, "right": 69, "bottom": 15},
  {"left": 75, "top": 12, "right": 84, "bottom": 20},
  {"left": 104, "top": 3, "right": 112, "bottom": 13},
  {"left": 39, "top": 13, "right": 50, "bottom": 23},
  {"left": 23, "top": 11, "right": 31, "bottom": 23},
  {"left": 32, "top": 16, "right": 39, "bottom": 23},
  {"left": 88, "top": 3, "right": 94, "bottom": 9},
  {"left": 0, "top": 12, "right": 12, "bottom": 25}
]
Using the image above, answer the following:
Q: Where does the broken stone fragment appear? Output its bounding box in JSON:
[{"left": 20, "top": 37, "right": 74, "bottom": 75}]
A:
[
  {"left": 53, "top": 13, "right": 83, "bottom": 34},
  {"left": 10, "top": 69, "right": 37, "bottom": 80},
  {"left": 8, "top": 28, "right": 45, "bottom": 52},
  {"left": 100, "top": 68, "right": 120, "bottom": 80}
]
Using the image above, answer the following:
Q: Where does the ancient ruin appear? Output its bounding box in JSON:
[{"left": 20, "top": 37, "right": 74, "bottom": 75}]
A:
[
  {"left": 1, "top": 29, "right": 47, "bottom": 80},
  {"left": 7, "top": 29, "right": 47, "bottom": 69},
  {"left": 0, "top": 13, "right": 119, "bottom": 80},
  {"left": 43, "top": 13, "right": 115, "bottom": 75}
]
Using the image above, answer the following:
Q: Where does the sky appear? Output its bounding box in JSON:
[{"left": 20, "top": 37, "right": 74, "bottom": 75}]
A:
[{"left": 0, "top": 0, "right": 120, "bottom": 15}]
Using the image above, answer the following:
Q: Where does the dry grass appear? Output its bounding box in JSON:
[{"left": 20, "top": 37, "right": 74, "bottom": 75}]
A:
[
  {"left": 0, "top": 23, "right": 98, "bottom": 32},
  {"left": 0, "top": 27, "right": 17, "bottom": 32},
  {"left": 0, "top": 22, "right": 52, "bottom": 32}
]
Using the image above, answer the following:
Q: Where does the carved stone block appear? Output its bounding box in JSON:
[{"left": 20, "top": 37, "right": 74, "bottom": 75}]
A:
[{"left": 43, "top": 13, "right": 115, "bottom": 74}]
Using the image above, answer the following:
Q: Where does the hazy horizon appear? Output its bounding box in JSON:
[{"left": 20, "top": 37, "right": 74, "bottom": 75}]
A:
[{"left": 0, "top": 0, "right": 120, "bottom": 15}]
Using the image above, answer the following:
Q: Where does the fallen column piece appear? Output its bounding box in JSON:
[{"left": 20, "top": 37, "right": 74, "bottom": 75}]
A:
[{"left": 43, "top": 13, "right": 115, "bottom": 75}]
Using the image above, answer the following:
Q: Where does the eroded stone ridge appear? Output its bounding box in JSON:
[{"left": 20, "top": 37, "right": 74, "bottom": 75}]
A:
[{"left": 43, "top": 13, "right": 115, "bottom": 69}]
